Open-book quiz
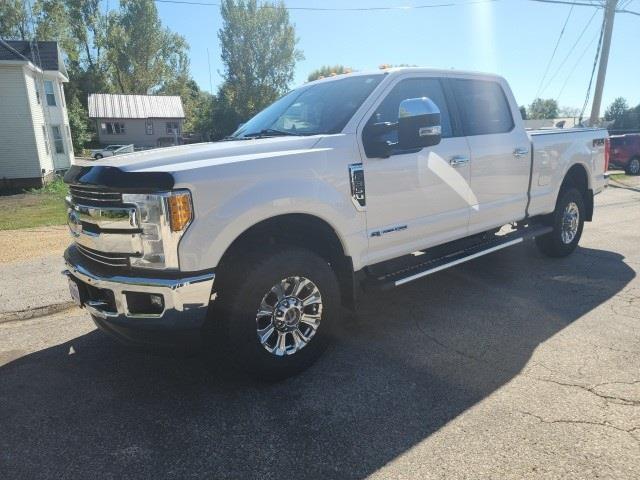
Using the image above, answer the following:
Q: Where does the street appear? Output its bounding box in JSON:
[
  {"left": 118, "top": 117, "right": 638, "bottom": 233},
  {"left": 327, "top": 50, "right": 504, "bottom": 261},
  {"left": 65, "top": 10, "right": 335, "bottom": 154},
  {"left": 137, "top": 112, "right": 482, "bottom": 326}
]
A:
[{"left": 1, "top": 183, "right": 639, "bottom": 479}]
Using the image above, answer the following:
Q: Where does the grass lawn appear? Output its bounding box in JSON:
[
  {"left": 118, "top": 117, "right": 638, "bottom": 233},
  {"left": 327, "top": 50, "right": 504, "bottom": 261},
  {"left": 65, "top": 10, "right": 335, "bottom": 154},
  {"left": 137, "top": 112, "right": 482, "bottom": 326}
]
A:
[{"left": 0, "top": 178, "right": 68, "bottom": 230}]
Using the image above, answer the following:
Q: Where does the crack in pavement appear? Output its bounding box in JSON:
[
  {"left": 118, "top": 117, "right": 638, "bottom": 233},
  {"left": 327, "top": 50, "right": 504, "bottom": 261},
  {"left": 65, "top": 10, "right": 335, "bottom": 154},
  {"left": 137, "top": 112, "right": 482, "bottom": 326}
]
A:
[
  {"left": 519, "top": 411, "right": 640, "bottom": 443},
  {"left": 533, "top": 378, "right": 640, "bottom": 406},
  {"left": 582, "top": 339, "right": 640, "bottom": 357}
]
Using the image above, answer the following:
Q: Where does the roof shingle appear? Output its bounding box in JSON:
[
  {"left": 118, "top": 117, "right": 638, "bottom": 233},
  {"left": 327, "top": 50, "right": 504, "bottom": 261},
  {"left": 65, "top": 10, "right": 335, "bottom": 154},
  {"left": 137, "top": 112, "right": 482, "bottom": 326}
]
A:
[{"left": 0, "top": 40, "right": 60, "bottom": 71}]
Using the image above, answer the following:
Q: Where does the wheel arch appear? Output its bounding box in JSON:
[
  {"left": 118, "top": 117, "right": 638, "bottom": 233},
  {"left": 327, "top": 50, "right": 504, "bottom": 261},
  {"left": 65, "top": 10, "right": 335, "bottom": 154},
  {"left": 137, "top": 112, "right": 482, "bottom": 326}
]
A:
[
  {"left": 560, "top": 163, "right": 593, "bottom": 221},
  {"left": 215, "top": 213, "right": 358, "bottom": 310}
]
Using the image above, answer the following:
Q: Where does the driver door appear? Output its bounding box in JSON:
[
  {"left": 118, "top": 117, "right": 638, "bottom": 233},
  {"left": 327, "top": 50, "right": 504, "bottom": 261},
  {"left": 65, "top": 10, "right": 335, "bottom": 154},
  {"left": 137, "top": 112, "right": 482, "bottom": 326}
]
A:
[{"left": 359, "top": 76, "right": 473, "bottom": 265}]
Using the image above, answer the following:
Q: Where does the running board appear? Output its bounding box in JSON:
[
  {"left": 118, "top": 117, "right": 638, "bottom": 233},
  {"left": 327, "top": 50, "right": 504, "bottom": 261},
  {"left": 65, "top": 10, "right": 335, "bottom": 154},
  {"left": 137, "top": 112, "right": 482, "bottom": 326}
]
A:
[{"left": 367, "top": 224, "right": 553, "bottom": 289}]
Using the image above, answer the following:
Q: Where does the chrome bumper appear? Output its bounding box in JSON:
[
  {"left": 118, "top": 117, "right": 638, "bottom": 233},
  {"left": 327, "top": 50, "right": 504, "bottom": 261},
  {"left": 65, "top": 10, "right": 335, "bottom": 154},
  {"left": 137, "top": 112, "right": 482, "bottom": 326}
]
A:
[{"left": 63, "top": 249, "right": 215, "bottom": 330}]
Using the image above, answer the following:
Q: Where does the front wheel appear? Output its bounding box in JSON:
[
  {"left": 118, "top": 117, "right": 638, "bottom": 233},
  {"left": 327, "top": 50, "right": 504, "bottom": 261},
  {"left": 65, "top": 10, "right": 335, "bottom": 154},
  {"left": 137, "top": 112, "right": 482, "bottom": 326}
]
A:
[
  {"left": 209, "top": 248, "right": 340, "bottom": 380},
  {"left": 626, "top": 157, "right": 640, "bottom": 175},
  {"left": 536, "top": 187, "right": 585, "bottom": 258}
]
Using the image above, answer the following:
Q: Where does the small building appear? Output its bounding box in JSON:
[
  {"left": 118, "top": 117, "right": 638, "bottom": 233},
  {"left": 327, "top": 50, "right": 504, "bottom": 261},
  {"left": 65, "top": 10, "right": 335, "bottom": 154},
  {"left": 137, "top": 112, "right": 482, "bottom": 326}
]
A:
[
  {"left": 88, "top": 93, "right": 185, "bottom": 148},
  {"left": 0, "top": 40, "right": 74, "bottom": 189}
]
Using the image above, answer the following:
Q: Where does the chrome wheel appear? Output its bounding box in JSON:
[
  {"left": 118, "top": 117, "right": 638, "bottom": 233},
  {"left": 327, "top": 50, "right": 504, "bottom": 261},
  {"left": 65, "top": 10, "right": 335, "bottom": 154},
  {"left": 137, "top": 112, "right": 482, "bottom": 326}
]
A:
[
  {"left": 255, "top": 276, "right": 323, "bottom": 357},
  {"left": 629, "top": 158, "right": 640, "bottom": 175},
  {"left": 561, "top": 201, "right": 580, "bottom": 244}
]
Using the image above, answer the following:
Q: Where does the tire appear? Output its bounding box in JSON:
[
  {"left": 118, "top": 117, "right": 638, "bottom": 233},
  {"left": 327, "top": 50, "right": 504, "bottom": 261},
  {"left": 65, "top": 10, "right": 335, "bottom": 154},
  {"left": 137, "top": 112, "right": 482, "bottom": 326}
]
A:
[
  {"left": 626, "top": 157, "right": 640, "bottom": 175},
  {"left": 94, "top": 153, "right": 103, "bottom": 159},
  {"left": 535, "top": 187, "right": 585, "bottom": 258},
  {"left": 209, "top": 247, "right": 341, "bottom": 381}
]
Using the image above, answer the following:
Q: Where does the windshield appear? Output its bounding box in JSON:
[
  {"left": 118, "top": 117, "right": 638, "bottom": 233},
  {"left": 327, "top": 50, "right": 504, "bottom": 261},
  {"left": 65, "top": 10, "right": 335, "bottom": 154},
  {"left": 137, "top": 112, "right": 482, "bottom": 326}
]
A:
[{"left": 230, "top": 74, "right": 384, "bottom": 139}]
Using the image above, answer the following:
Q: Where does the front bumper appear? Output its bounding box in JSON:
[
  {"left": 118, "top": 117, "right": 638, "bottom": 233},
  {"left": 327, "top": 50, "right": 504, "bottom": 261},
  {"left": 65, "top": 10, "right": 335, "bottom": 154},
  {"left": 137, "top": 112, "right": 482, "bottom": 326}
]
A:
[{"left": 63, "top": 246, "right": 215, "bottom": 345}]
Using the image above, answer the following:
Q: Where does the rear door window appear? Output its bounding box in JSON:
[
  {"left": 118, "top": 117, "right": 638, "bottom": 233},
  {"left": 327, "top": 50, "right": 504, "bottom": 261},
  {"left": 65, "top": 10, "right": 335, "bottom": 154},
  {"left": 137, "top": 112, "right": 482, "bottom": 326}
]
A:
[{"left": 451, "top": 79, "right": 514, "bottom": 136}]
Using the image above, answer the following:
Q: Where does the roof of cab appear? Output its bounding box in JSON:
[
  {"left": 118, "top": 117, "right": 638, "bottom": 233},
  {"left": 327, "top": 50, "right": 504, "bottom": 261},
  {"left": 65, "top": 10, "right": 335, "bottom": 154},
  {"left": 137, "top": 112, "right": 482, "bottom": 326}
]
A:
[{"left": 304, "top": 67, "right": 505, "bottom": 86}]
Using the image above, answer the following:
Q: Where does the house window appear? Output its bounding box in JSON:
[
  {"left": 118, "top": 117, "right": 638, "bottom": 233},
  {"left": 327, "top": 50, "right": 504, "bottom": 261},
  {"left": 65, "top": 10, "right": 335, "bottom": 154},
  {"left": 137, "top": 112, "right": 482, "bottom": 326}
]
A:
[
  {"left": 51, "top": 126, "right": 64, "bottom": 154},
  {"left": 59, "top": 84, "right": 66, "bottom": 107},
  {"left": 146, "top": 119, "right": 154, "bottom": 135},
  {"left": 166, "top": 121, "right": 179, "bottom": 134},
  {"left": 44, "top": 80, "right": 56, "bottom": 106},
  {"left": 66, "top": 125, "right": 71, "bottom": 141},
  {"left": 36, "top": 88, "right": 41, "bottom": 104},
  {"left": 101, "top": 122, "right": 126, "bottom": 134},
  {"left": 41, "top": 125, "right": 50, "bottom": 154}
]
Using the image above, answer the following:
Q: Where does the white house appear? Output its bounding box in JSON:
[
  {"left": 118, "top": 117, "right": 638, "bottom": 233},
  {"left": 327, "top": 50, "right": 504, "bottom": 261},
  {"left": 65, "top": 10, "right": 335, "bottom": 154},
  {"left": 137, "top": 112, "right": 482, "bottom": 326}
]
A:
[{"left": 0, "top": 40, "right": 74, "bottom": 190}]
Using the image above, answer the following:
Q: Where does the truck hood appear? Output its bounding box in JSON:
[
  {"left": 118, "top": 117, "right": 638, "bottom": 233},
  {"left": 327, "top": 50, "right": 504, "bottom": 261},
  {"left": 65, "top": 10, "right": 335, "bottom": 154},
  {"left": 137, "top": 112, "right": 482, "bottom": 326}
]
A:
[{"left": 75, "top": 136, "right": 324, "bottom": 173}]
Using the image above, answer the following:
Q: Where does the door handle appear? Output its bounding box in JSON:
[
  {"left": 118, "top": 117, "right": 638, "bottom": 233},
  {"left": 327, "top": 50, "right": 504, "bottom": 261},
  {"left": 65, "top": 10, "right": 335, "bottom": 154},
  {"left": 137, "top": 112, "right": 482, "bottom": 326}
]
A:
[
  {"left": 449, "top": 155, "right": 469, "bottom": 167},
  {"left": 513, "top": 147, "right": 529, "bottom": 158}
]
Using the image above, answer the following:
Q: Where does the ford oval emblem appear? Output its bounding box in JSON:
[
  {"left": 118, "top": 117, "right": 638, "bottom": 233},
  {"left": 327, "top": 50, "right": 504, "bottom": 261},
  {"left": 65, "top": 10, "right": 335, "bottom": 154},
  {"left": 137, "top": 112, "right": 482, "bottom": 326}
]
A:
[{"left": 67, "top": 209, "right": 82, "bottom": 237}]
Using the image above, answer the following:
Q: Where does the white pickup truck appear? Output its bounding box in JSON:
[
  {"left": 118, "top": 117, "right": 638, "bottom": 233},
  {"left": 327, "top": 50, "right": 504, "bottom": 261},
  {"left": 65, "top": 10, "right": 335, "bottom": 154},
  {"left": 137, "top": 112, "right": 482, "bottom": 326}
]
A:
[{"left": 63, "top": 68, "right": 608, "bottom": 379}]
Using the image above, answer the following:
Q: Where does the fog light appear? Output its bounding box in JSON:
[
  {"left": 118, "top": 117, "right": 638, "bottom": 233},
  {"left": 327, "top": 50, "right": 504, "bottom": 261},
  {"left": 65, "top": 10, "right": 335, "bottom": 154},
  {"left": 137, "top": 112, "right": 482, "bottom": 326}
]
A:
[
  {"left": 150, "top": 294, "right": 163, "bottom": 308},
  {"left": 125, "top": 291, "right": 165, "bottom": 315}
]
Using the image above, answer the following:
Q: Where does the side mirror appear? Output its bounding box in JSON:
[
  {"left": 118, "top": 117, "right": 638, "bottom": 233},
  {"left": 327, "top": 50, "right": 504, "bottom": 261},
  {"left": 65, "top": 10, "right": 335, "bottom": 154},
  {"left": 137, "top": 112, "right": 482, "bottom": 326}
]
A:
[{"left": 398, "top": 97, "right": 442, "bottom": 149}]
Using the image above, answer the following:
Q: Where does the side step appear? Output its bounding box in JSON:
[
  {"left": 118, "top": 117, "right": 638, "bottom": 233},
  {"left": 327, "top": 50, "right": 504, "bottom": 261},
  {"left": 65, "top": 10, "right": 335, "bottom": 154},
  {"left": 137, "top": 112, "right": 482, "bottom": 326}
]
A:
[{"left": 366, "top": 224, "right": 552, "bottom": 289}]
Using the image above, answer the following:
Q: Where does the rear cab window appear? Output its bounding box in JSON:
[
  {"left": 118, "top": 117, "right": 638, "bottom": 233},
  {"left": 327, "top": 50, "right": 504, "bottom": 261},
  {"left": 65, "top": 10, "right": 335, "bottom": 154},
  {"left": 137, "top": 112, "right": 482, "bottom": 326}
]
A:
[{"left": 450, "top": 78, "right": 514, "bottom": 136}]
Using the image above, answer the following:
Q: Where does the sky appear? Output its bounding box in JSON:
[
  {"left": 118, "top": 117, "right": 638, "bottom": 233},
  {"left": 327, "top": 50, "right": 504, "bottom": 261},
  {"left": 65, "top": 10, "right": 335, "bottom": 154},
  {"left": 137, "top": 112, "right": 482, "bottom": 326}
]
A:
[{"left": 151, "top": 0, "right": 640, "bottom": 112}]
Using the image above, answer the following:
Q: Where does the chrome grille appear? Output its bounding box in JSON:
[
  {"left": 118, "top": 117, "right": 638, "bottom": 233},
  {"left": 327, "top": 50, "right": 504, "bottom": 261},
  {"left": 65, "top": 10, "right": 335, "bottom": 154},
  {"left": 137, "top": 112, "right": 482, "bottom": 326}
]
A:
[
  {"left": 69, "top": 185, "right": 122, "bottom": 207},
  {"left": 76, "top": 244, "right": 131, "bottom": 268}
]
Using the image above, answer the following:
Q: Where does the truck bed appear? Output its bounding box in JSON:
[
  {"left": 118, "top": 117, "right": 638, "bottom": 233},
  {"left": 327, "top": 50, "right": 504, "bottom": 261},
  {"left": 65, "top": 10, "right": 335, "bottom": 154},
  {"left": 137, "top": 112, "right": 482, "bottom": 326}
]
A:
[{"left": 526, "top": 127, "right": 608, "bottom": 218}]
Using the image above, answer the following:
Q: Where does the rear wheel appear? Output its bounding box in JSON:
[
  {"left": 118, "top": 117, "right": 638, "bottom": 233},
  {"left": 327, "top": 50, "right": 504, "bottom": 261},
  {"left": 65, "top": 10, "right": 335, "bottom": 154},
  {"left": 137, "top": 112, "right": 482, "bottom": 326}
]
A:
[
  {"left": 209, "top": 248, "right": 340, "bottom": 380},
  {"left": 626, "top": 157, "right": 640, "bottom": 175},
  {"left": 94, "top": 153, "right": 103, "bottom": 159},
  {"left": 536, "top": 187, "right": 585, "bottom": 258}
]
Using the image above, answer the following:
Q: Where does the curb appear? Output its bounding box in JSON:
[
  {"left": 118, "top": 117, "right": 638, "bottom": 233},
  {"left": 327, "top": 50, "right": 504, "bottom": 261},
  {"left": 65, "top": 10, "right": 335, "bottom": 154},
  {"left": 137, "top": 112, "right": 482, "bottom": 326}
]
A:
[
  {"left": 609, "top": 177, "right": 640, "bottom": 193},
  {"left": 0, "top": 301, "right": 77, "bottom": 324}
]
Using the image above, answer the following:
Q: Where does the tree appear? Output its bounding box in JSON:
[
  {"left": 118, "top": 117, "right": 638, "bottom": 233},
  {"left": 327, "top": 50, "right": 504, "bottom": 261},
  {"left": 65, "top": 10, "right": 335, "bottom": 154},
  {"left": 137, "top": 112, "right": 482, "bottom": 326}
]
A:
[
  {"left": 67, "top": 95, "right": 91, "bottom": 151},
  {"left": 217, "top": 0, "right": 303, "bottom": 123},
  {"left": 160, "top": 76, "right": 215, "bottom": 137},
  {"left": 558, "top": 106, "right": 580, "bottom": 117},
  {"left": 0, "top": 0, "right": 30, "bottom": 40},
  {"left": 519, "top": 105, "right": 527, "bottom": 120},
  {"left": 604, "top": 97, "right": 628, "bottom": 122},
  {"left": 34, "top": 0, "right": 79, "bottom": 62},
  {"left": 106, "top": 0, "right": 190, "bottom": 94},
  {"left": 307, "top": 65, "right": 351, "bottom": 82},
  {"left": 528, "top": 98, "right": 559, "bottom": 120}
]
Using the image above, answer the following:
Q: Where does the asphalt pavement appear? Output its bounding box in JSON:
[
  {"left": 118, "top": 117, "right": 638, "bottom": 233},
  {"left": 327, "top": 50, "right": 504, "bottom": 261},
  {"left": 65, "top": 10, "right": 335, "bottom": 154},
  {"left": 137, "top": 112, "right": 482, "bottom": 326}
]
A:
[{"left": 1, "top": 184, "right": 639, "bottom": 479}]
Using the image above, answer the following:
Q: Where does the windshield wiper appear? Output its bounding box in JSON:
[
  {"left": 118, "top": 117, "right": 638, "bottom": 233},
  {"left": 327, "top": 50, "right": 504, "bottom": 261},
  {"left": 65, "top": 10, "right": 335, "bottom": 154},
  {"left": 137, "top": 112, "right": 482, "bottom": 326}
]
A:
[{"left": 242, "top": 128, "right": 303, "bottom": 139}]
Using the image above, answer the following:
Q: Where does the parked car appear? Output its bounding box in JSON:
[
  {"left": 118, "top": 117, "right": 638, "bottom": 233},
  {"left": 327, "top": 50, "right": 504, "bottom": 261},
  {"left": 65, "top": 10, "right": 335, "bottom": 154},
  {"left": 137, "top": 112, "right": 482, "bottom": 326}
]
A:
[
  {"left": 62, "top": 68, "right": 608, "bottom": 379},
  {"left": 609, "top": 134, "right": 640, "bottom": 175},
  {"left": 89, "top": 144, "right": 134, "bottom": 160}
]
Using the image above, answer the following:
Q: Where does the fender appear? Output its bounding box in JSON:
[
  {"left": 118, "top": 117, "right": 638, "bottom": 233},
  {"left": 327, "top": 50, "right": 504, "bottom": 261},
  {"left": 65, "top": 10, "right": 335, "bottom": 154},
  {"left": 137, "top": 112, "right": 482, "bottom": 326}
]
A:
[{"left": 177, "top": 176, "right": 366, "bottom": 272}]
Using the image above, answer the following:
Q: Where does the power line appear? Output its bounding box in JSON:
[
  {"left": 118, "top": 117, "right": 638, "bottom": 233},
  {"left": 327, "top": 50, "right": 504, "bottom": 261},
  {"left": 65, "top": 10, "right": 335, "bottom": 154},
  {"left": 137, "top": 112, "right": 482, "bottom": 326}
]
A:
[
  {"left": 154, "top": 0, "right": 500, "bottom": 9},
  {"left": 539, "top": 7, "right": 598, "bottom": 95},
  {"left": 527, "top": 0, "right": 603, "bottom": 7},
  {"left": 153, "top": 0, "right": 640, "bottom": 16},
  {"left": 555, "top": 28, "right": 599, "bottom": 101},
  {"left": 534, "top": 3, "right": 575, "bottom": 99}
]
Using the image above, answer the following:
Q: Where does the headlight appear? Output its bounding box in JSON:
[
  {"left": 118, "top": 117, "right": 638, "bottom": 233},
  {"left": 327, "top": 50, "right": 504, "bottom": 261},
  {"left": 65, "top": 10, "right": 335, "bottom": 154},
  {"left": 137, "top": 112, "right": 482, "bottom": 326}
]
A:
[{"left": 122, "top": 190, "right": 193, "bottom": 270}]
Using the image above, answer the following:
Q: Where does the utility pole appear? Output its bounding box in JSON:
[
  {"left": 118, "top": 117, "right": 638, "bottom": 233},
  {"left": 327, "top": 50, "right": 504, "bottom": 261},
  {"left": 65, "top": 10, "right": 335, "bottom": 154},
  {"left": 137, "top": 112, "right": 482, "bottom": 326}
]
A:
[{"left": 589, "top": 0, "right": 617, "bottom": 125}]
